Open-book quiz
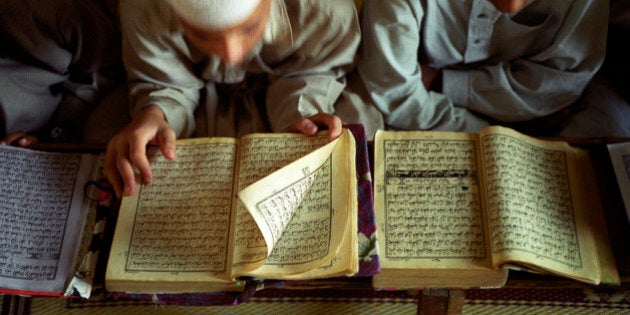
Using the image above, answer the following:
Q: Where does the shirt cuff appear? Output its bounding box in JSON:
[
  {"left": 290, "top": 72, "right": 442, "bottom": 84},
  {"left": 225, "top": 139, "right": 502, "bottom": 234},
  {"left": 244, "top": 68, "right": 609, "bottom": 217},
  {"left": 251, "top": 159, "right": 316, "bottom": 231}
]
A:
[{"left": 133, "top": 96, "right": 192, "bottom": 138}]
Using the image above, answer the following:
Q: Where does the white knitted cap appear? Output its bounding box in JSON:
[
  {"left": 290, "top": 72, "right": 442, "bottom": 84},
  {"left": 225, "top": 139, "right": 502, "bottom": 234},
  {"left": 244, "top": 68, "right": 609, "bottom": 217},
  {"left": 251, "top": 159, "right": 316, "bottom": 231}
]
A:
[{"left": 165, "top": 0, "right": 263, "bottom": 30}]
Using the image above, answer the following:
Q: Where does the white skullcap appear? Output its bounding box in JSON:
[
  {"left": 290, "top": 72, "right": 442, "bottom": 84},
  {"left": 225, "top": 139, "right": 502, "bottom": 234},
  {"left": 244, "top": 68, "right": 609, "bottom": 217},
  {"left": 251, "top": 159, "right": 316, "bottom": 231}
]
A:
[{"left": 165, "top": 0, "right": 263, "bottom": 30}]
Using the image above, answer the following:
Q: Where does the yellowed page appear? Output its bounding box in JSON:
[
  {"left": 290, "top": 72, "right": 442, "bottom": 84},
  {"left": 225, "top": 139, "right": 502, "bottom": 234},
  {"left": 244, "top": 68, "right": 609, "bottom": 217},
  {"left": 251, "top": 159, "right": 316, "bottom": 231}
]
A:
[
  {"left": 230, "top": 132, "right": 330, "bottom": 272},
  {"left": 238, "top": 136, "right": 340, "bottom": 257},
  {"left": 236, "top": 129, "right": 357, "bottom": 278},
  {"left": 106, "top": 138, "right": 241, "bottom": 293},
  {"left": 373, "top": 130, "right": 494, "bottom": 273},
  {"left": 480, "top": 126, "right": 618, "bottom": 284}
]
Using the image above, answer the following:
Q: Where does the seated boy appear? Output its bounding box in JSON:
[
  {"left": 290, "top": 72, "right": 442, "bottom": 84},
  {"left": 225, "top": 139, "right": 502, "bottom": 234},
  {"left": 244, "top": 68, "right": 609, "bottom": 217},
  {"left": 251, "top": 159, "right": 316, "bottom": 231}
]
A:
[{"left": 105, "top": 0, "right": 382, "bottom": 197}]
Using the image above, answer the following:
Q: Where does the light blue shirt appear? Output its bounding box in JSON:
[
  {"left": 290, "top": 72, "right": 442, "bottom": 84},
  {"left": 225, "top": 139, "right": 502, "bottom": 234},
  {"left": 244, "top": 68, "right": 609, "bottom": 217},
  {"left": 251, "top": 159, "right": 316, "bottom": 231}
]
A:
[{"left": 357, "top": 0, "right": 608, "bottom": 132}]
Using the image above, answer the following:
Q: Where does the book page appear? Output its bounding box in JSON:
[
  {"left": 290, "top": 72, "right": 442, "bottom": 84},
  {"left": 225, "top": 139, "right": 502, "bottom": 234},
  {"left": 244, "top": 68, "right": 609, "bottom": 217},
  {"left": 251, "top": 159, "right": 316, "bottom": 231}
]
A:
[
  {"left": 373, "top": 130, "right": 493, "bottom": 270},
  {"left": 106, "top": 138, "right": 239, "bottom": 291},
  {"left": 230, "top": 132, "right": 330, "bottom": 271},
  {"left": 0, "top": 146, "right": 96, "bottom": 294},
  {"left": 237, "top": 129, "right": 357, "bottom": 278},
  {"left": 608, "top": 142, "right": 630, "bottom": 222},
  {"left": 480, "top": 126, "right": 605, "bottom": 283}
]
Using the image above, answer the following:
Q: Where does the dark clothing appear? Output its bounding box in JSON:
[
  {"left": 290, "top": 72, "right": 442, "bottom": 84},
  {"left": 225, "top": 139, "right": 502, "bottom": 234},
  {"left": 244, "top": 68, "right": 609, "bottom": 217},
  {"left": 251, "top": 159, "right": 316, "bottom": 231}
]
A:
[{"left": 0, "top": 0, "right": 124, "bottom": 142}]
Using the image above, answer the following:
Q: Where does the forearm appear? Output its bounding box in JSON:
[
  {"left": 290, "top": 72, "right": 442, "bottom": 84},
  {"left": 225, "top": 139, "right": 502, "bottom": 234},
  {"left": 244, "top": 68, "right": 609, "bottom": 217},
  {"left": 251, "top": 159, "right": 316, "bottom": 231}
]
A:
[
  {"left": 265, "top": 0, "right": 360, "bottom": 132},
  {"left": 443, "top": 0, "right": 608, "bottom": 122},
  {"left": 372, "top": 82, "right": 488, "bottom": 132},
  {"left": 128, "top": 83, "right": 197, "bottom": 138},
  {"left": 266, "top": 75, "right": 345, "bottom": 132},
  {"left": 443, "top": 58, "right": 603, "bottom": 123},
  {"left": 121, "top": 0, "right": 203, "bottom": 138}
]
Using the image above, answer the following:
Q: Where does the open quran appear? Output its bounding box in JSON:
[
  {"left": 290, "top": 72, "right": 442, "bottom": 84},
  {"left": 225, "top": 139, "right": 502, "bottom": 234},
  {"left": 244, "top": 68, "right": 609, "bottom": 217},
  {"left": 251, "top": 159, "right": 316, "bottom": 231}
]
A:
[
  {"left": 372, "top": 126, "right": 620, "bottom": 289},
  {"left": 105, "top": 129, "right": 358, "bottom": 293},
  {"left": 0, "top": 145, "right": 106, "bottom": 298}
]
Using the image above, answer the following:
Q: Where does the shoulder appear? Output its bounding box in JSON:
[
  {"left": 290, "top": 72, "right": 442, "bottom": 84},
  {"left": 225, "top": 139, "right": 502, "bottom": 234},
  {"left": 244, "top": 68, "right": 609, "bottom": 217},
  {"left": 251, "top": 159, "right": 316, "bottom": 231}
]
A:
[
  {"left": 361, "top": 0, "right": 422, "bottom": 27},
  {"left": 283, "top": 0, "right": 356, "bottom": 24},
  {"left": 121, "top": 0, "right": 178, "bottom": 32},
  {"left": 532, "top": 0, "right": 606, "bottom": 16},
  {"left": 287, "top": 0, "right": 356, "bottom": 12},
  {"left": 280, "top": 0, "right": 358, "bottom": 43}
]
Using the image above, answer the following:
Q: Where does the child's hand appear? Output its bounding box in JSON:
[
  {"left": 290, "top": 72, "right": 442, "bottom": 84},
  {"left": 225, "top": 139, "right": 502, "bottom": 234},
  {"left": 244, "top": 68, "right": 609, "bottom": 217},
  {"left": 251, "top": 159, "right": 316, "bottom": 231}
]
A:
[
  {"left": 104, "top": 105, "right": 177, "bottom": 198},
  {"left": 0, "top": 131, "right": 39, "bottom": 147},
  {"left": 290, "top": 113, "right": 344, "bottom": 141}
]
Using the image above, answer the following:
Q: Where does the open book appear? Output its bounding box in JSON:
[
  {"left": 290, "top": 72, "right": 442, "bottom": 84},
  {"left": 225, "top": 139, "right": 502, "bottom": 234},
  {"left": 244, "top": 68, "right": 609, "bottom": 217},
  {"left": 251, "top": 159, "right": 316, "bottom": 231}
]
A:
[
  {"left": 608, "top": 141, "right": 630, "bottom": 222},
  {"left": 105, "top": 129, "right": 358, "bottom": 293},
  {"left": 0, "top": 146, "right": 107, "bottom": 298},
  {"left": 372, "top": 126, "right": 620, "bottom": 289}
]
